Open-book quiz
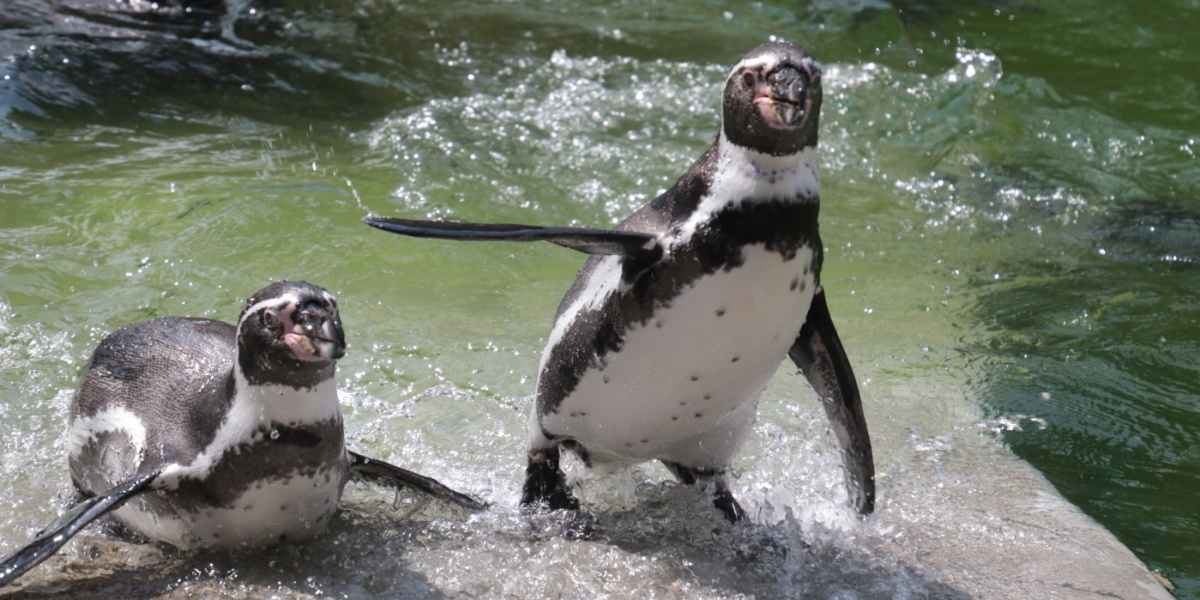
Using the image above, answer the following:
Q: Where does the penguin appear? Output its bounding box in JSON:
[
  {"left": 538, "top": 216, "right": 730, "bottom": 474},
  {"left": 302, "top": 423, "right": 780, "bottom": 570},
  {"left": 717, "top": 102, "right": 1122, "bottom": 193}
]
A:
[
  {"left": 363, "top": 41, "right": 874, "bottom": 524},
  {"left": 0, "top": 280, "right": 483, "bottom": 586}
]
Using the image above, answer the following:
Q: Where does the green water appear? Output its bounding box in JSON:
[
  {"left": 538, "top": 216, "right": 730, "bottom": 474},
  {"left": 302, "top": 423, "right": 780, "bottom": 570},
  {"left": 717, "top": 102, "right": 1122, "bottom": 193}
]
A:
[{"left": 1, "top": 0, "right": 1196, "bottom": 597}]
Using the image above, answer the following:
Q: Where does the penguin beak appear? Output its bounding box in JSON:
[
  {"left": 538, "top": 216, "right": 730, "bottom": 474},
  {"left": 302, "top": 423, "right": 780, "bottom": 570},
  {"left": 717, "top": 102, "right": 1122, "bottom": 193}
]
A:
[
  {"left": 285, "top": 303, "right": 346, "bottom": 362},
  {"left": 754, "top": 66, "right": 808, "bottom": 127}
]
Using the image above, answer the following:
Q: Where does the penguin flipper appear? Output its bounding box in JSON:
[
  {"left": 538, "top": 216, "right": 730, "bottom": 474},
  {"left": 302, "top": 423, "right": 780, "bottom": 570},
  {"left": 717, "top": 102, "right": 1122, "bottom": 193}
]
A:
[
  {"left": 348, "top": 451, "right": 487, "bottom": 511},
  {"left": 363, "top": 216, "right": 663, "bottom": 263},
  {"left": 0, "top": 469, "right": 161, "bottom": 587},
  {"left": 788, "top": 287, "right": 876, "bottom": 516}
]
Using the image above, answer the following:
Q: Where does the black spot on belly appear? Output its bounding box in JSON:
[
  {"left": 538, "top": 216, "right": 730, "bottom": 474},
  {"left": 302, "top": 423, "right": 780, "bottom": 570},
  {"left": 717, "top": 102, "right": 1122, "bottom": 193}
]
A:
[
  {"left": 731, "top": 356, "right": 740, "bottom": 363},
  {"left": 694, "top": 412, "right": 704, "bottom": 419},
  {"left": 679, "top": 400, "right": 687, "bottom": 406},
  {"left": 715, "top": 308, "right": 726, "bottom": 317},
  {"left": 671, "top": 415, "right": 679, "bottom": 421},
  {"left": 655, "top": 320, "right": 664, "bottom": 329},
  {"left": 690, "top": 374, "right": 700, "bottom": 382},
  {"left": 790, "top": 277, "right": 799, "bottom": 291},
  {"left": 640, "top": 438, "right": 649, "bottom": 444},
  {"left": 798, "top": 279, "right": 806, "bottom": 292},
  {"left": 703, "top": 393, "right": 712, "bottom": 400}
]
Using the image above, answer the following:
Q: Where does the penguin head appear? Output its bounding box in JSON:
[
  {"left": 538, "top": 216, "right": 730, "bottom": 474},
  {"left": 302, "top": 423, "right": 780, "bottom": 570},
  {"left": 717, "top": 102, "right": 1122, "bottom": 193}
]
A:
[
  {"left": 721, "top": 41, "right": 822, "bottom": 157},
  {"left": 236, "top": 281, "right": 346, "bottom": 388}
]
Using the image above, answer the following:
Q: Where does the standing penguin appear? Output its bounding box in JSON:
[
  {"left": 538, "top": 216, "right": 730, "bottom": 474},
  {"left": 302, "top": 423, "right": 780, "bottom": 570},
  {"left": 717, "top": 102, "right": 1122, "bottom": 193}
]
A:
[
  {"left": 364, "top": 42, "right": 874, "bottom": 523},
  {"left": 0, "top": 280, "right": 483, "bottom": 586}
]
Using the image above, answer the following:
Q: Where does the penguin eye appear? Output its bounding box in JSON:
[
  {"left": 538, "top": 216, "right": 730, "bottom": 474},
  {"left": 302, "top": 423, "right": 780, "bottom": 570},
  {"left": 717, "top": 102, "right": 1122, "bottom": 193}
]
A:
[
  {"left": 263, "top": 309, "right": 281, "bottom": 328},
  {"left": 742, "top": 71, "right": 756, "bottom": 88}
]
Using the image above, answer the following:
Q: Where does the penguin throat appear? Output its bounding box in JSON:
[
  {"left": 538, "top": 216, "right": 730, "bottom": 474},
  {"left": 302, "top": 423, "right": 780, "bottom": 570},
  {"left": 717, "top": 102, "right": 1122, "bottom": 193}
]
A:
[
  {"left": 233, "top": 366, "right": 342, "bottom": 427},
  {"left": 651, "top": 135, "right": 818, "bottom": 263},
  {"left": 722, "top": 130, "right": 820, "bottom": 180}
]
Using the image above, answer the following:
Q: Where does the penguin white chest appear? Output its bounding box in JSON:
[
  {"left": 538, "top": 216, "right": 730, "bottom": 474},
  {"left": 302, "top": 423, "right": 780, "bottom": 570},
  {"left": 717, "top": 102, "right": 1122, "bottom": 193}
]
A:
[
  {"left": 110, "top": 381, "right": 348, "bottom": 549},
  {"left": 114, "top": 467, "right": 346, "bottom": 549},
  {"left": 545, "top": 245, "right": 816, "bottom": 469}
]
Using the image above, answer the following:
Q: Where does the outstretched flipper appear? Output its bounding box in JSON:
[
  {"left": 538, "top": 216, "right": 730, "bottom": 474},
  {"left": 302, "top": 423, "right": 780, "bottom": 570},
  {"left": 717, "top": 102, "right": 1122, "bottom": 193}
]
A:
[
  {"left": 348, "top": 451, "right": 486, "bottom": 511},
  {"left": 789, "top": 287, "right": 876, "bottom": 515},
  {"left": 0, "top": 469, "right": 161, "bottom": 587},
  {"left": 362, "top": 216, "right": 663, "bottom": 264}
]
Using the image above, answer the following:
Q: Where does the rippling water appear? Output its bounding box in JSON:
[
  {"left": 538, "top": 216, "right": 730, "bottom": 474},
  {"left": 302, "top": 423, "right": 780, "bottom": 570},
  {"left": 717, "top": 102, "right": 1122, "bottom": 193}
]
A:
[{"left": 1, "top": 0, "right": 1196, "bottom": 598}]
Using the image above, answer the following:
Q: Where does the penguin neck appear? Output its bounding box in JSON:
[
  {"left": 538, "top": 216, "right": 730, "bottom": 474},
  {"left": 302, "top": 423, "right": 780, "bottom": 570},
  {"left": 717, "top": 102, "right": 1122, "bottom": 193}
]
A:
[
  {"left": 232, "top": 365, "right": 342, "bottom": 428},
  {"left": 715, "top": 129, "right": 821, "bottom": 203},
  {"left": 669, "top": 133, "right": 820, "bottom": 252}
]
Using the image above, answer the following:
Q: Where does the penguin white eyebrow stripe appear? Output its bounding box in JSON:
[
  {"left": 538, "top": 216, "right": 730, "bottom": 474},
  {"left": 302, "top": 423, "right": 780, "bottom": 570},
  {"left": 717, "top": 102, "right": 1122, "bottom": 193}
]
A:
[{"left": 363, "top": 215, "right": 663, "bottom": 263}]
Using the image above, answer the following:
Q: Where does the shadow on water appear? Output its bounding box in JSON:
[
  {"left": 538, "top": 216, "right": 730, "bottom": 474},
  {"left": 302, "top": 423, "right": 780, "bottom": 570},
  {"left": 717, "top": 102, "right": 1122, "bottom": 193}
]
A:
[
  {"left": 1, "top": 0, "right": 820, "bottom": 136},
  {"left": 0, "top": 0, "right": 446, "bottom": 132},
  {"left": 0, "top": 0, "right": 1055, "bottom": 137}
]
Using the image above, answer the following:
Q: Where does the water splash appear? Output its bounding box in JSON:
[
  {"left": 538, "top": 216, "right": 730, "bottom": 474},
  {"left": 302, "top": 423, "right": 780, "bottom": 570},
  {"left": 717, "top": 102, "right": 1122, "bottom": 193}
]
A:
[
  {"left": 365, "top": 50, "right": 723, "bottom": 224},
  {"left": 945, "top": 48, "right": 1001, "bottom": 89}
]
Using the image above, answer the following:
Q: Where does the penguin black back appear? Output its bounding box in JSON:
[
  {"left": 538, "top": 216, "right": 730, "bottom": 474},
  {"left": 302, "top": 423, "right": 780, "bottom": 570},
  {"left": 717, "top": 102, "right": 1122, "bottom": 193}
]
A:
[{"left": 70, "top": 317, "right": 235, "bottom": 496}]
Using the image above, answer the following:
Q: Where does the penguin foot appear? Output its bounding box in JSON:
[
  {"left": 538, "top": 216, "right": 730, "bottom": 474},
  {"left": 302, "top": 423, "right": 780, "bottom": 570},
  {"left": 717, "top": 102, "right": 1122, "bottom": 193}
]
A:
[
  {"left": 663, "top": 461, "right": 746, "bottom": 523},
  {"left": 520, "top": 449, "right": 579, "bottom": 512},
  {"left": 713, "top": 489, "right": 746, "bottom": 523},
  {"left": 519, "top": 449, "right": 591, "bottom": 538}
]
